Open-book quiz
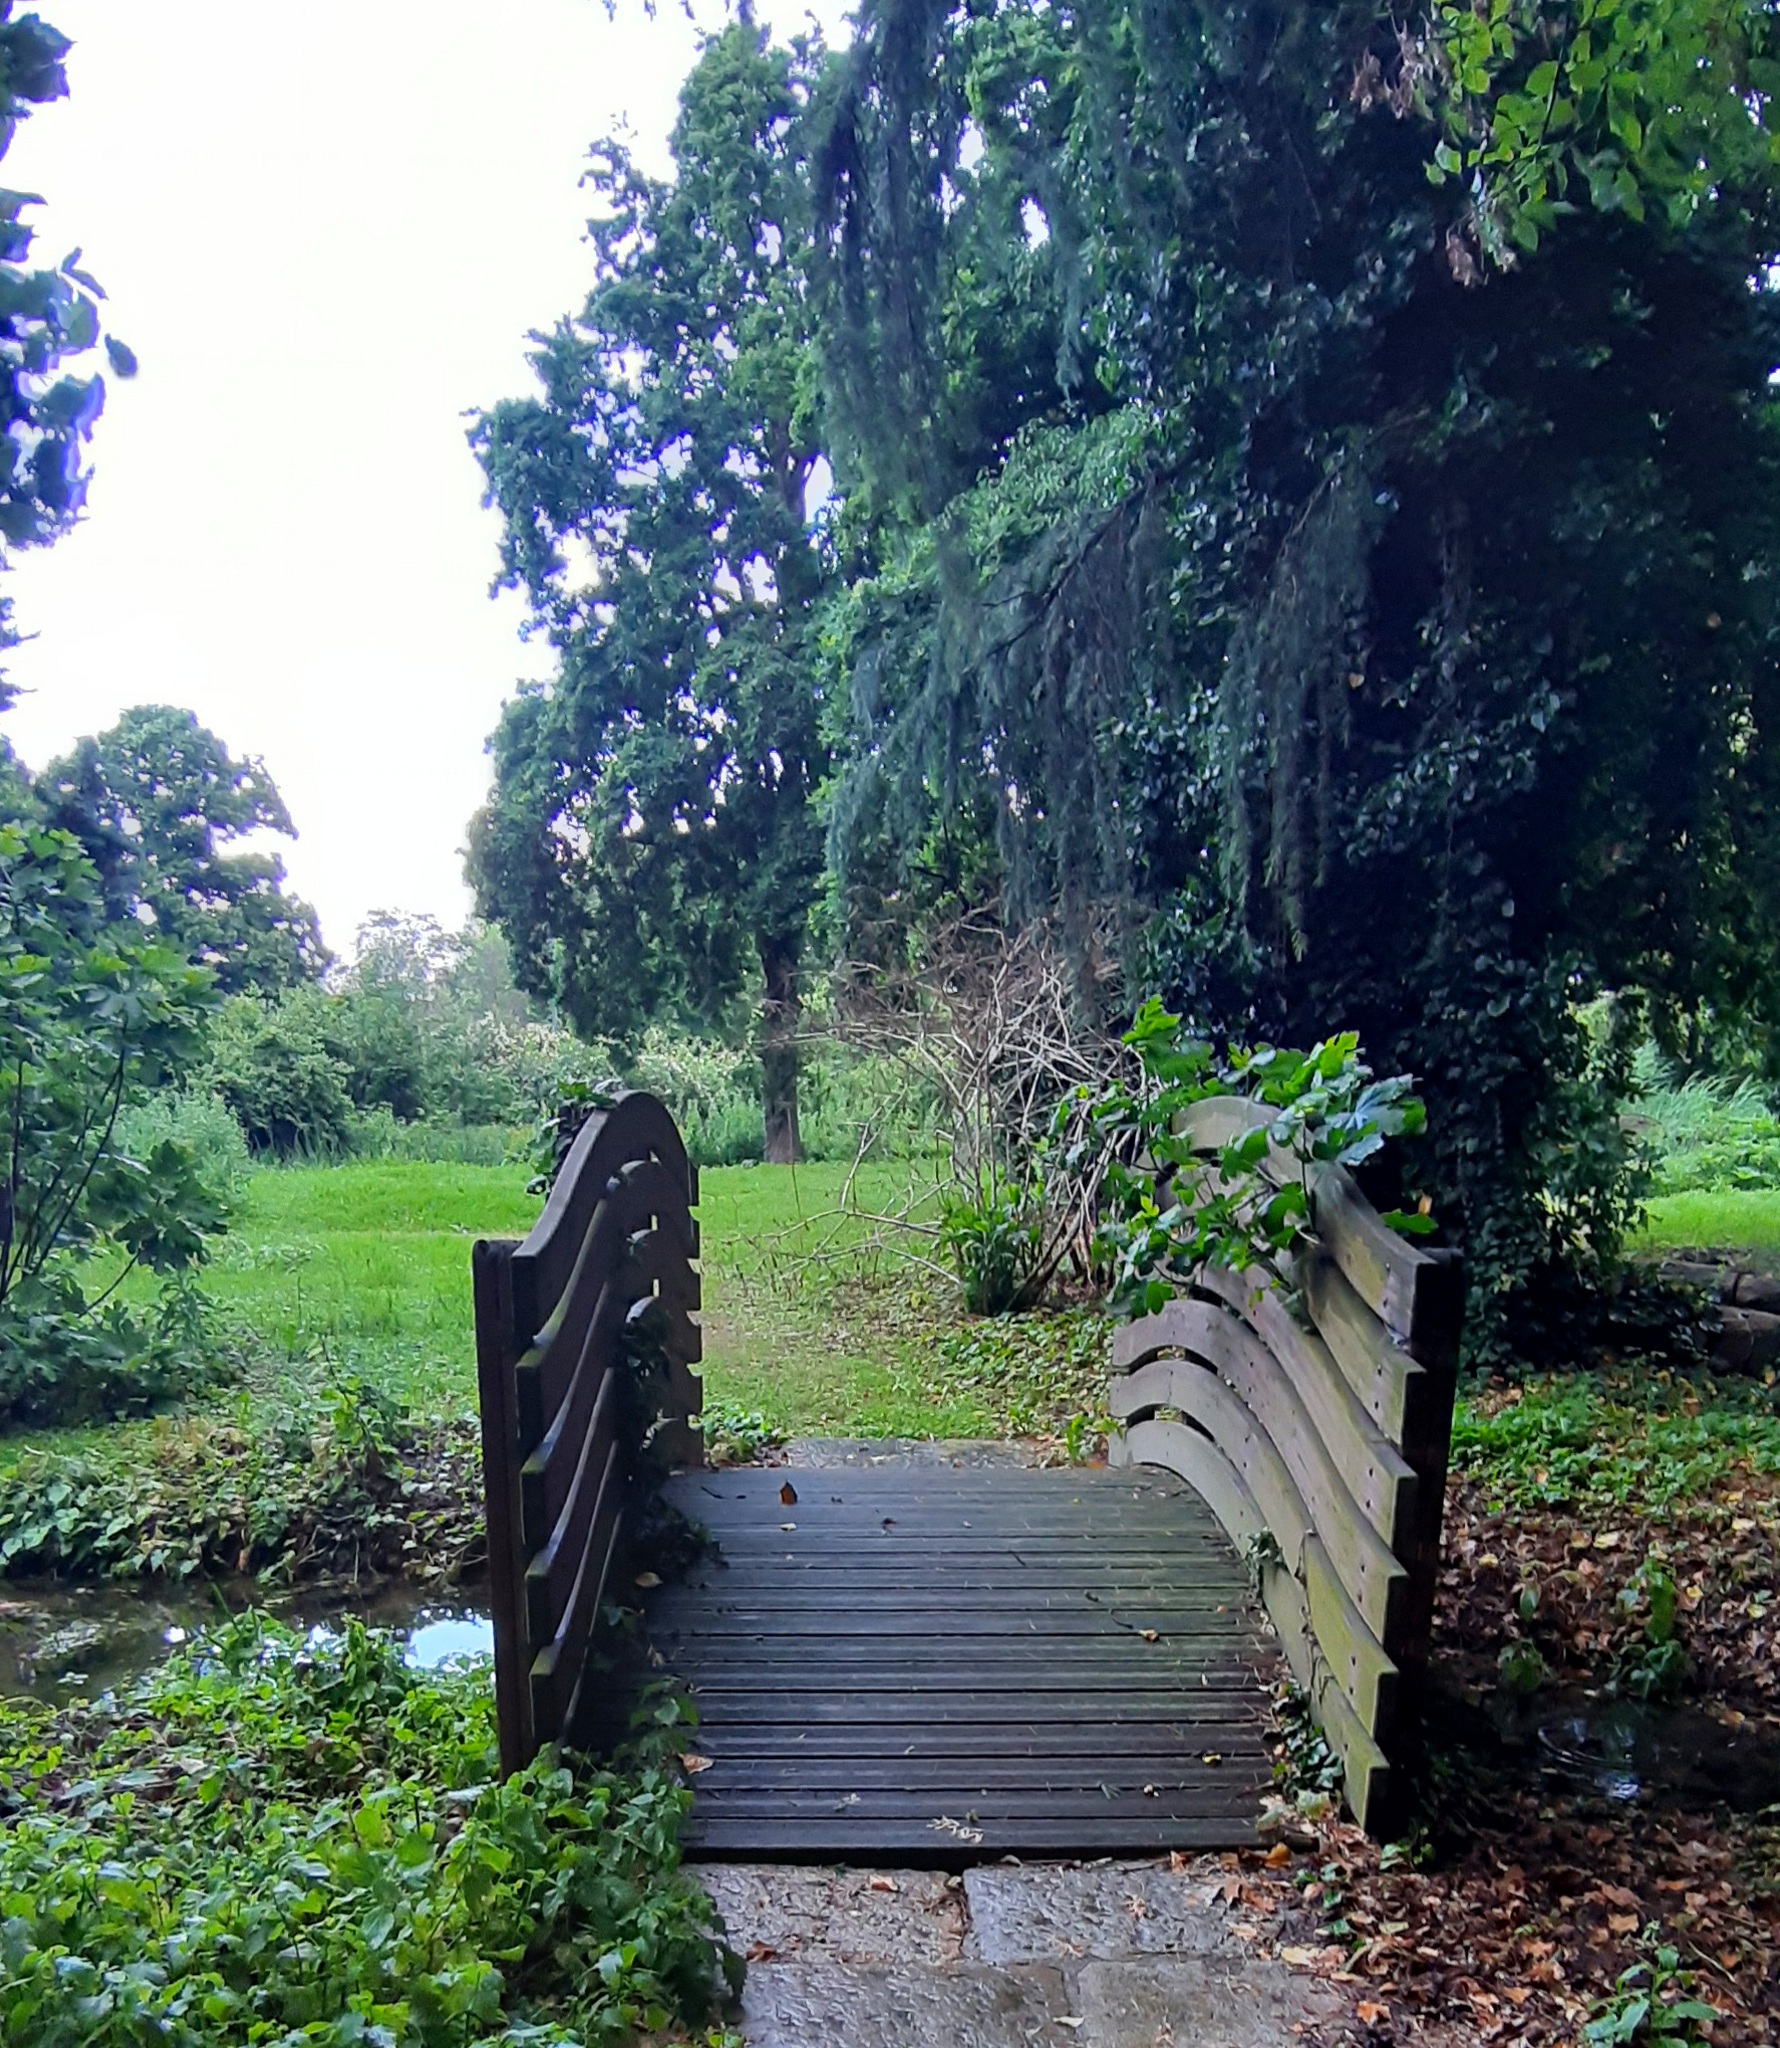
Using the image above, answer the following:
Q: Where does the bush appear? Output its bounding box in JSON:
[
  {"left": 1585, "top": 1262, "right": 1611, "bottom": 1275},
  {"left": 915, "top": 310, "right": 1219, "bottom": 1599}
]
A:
[
  {"left": 940, "top": 1180, "right": 1054, "bottom": 1315},
  {"left": 0, "top": 1370, "right": 479, "bottom": 1581},
  {"left": 114, "top": 1088, "right": 253, "bottom": 1201},
  {"left": 203, "top": 991, "right": 354, "bottom": 1157},
  {"left": 0, "top": 1614, "right": 738, "bottom": 2045},
  {"left": 0, "top": 826, "right": 235, "bottom": 1428}
]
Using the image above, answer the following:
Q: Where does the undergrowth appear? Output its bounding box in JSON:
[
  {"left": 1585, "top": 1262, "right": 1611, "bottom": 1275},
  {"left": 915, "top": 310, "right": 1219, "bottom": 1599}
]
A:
[
  {"left": 0, "top": 1372, "right": 483, "bottom": 1584},
  {"left": 1451, "top": 1372, "right": 1780, "bottom": 1513},
  {"left": 0, "top": 1613, "right": 738, "bottom": 2045}
]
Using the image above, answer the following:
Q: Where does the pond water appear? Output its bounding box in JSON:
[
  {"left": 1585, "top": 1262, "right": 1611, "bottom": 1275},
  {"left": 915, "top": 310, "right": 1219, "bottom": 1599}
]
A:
[
  {"left": 0, "top": 1579, "right": 494, "bottom": 1705},
  {"left": 1487, "top": 1689, "right": 1780, "bottom": 1815}
]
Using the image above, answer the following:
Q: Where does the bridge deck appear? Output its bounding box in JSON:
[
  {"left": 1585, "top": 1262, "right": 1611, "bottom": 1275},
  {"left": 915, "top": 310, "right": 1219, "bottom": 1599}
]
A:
[{"left": 645, "top": 1459, "right": 1280, "bottom": 1861}]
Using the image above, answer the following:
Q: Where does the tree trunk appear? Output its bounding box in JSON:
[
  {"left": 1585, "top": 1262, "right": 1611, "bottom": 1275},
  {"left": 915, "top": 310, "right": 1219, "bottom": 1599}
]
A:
[{"left": 760, "top": 943, "right": 801, "bottom": 1165}]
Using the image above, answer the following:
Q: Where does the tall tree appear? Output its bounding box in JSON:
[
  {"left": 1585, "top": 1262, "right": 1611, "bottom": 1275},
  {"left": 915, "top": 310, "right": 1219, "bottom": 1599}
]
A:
[
  {"left": 38, "top": 705, "right": 326, "bottom": 996},
  {"left": 471, "top": 23, "right": 832, "bottom": 1160},
  {"left": 820, "top": 0, "right": 1780, "bottom": 1357}
]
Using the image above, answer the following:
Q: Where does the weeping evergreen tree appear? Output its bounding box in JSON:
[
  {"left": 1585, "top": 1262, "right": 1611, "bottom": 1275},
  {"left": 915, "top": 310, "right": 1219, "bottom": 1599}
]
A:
[{"left": 816, "top": 0, "right": 1780, "bottom": 1359}]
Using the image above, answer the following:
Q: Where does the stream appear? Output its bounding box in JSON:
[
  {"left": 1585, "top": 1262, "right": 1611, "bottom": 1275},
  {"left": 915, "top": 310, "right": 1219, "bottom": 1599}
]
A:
[{"left": 0, "top": 1579, "right": 494, "bottom": 1705}]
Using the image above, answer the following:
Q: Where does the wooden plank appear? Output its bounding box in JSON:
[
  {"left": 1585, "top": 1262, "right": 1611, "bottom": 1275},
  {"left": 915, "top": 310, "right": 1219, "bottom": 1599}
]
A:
[
  {"left": 687, "top": 1785, "right": 1265, "bottom": 1822},
  {"left": 1194, "top": 1266, "right": 1418, "bottom": 1551},
  {"left": 521, "top": 1355, "right": 619, "bottom": 1553},
  {"left": 1171, "top": 1097, "right": 1455, "bottom": 1357},
  {"left": 653, "top": 1611, "right": 1254, "bottom": 1638},
  {"left": 1111, "top": 1341, "right": 1409, "bottom": 1650},
  {"left": 655, "top": 1580, "right": 1252, "bottom": 1611},
  {"left": 693, "top": 1728, "right": 1269, "bottom": 1761},
  {"left": 1304, "top": 1536, "right": 1399, "bottom": 1741},
  {"left": 674, "top": 1665, "right": 1263, "bottom": 1692},
  {"left": 516, "top": 1158, "right": 694, "bottom": 1430},
  {"left": 529, "top": 1463, "right": 625, "bottom": 1744},
  {"left": 1112, "top": 1416, "right": 1392, "bottom": 1825},
  {"left": 526, "top": 1432, "right": 622, "bottom": 1649},
  {"left": 1298, "top": 1247, "right": 1430, "bottom": 1446},
  {"left": 510, "top": 1093, "right": 692, "bottom": 1339},
  {"left": 1109, "top": 1380, "right": 1312, "bottom": 1574},
  {"left": 683, "top": 1817, "right": 1259, "bottom": 1858},
  {"left": 684, "top": 1752, "right": 1271, "bottom": 1789},
  {"left": 1111, "top": 1417, "right": 1267, "bottom": 1556},
  {"left": 1312, "top": 1166, "right": 1431, "bottom": 1350}
]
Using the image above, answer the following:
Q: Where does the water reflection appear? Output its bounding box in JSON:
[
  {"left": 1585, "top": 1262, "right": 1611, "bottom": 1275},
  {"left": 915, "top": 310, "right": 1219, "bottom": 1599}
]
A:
[{"left": 0, "top": 1581, "right": 494, "bottom": 1703}]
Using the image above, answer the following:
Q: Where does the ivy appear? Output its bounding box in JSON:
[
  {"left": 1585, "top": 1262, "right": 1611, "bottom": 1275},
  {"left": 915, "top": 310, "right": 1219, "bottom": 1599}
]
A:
[{"left": 0, "top": 1614, "right": 738, "bottom": 2046}]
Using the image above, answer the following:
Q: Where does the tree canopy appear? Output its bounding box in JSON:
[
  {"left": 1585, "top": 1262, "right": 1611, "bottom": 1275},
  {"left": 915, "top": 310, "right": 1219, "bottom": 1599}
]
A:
[
  {"left": 812, "top": 0, "right": 1780, "bottom": 1356},
  {"left": 0, "top": 4, "right": 135, "bottom": 702},
  {"left": 37, "top": 705, "right": 326, "bottom": 997},
  {"left": 471, "top": 23, "right": 833, "bottom": 1160}
]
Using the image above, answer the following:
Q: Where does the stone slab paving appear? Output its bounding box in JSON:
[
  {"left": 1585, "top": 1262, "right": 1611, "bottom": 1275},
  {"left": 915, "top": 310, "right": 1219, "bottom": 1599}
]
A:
[{"left": 698, "top": 1859, "right": 1353, "bottom": 2048}]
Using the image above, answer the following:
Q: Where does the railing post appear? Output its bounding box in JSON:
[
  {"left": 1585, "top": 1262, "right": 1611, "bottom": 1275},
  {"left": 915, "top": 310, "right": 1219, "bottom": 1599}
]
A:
[{"left": 473, "top": 1236, "right": 530, "bottom": 1777}]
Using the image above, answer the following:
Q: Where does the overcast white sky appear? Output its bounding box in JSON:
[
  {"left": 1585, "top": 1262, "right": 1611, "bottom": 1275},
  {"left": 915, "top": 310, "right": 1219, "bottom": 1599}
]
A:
[{"left": 0, "top": 0, "right": 843, "bottom": 957}]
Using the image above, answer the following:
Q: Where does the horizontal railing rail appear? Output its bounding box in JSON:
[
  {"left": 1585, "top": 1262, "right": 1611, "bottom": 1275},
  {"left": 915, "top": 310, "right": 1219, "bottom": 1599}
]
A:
[
  {"left": 474, "top": 1090, "right": 702, "bottom": 1775},
  {"left": 1108, "top": 1096, "right": 1462, "bottom": 1831}
]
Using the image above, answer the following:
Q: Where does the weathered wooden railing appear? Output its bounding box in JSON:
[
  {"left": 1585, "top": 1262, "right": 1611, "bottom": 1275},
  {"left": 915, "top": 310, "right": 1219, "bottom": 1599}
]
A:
[
  {"left": 1107, "top": 1096, "right": 1462, "bottom": 1832},
  {"left": 473, "top": 1091, "right": 702, "bottom": 1775}
]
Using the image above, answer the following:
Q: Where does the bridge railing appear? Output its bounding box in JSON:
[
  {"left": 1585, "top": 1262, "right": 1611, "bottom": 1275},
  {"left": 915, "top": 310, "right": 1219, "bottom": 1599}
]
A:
[
  {"left": 473, "top": 1090, "right": 702, "bottom": 1775},
  {"left": 1107, "top": 1096, "right": 1462, "bottom": 1832}
]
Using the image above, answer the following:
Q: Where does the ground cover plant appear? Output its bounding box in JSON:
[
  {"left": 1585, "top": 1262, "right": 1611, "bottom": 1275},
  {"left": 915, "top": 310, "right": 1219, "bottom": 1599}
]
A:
[{"left": 0, "top": 1612, "right": 738, "bottom": 2046}]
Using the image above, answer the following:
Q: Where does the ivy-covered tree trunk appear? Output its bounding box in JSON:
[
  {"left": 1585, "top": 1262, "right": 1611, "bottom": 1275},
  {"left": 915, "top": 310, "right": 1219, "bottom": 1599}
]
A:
[{"left": 760, "top": 943, "right": 801, "bottom": 1166}]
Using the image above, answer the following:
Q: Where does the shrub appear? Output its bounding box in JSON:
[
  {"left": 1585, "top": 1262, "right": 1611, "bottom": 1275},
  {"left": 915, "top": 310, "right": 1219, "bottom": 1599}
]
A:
[
  {"left": 203, "top": 990, "right": 354, "bottom": 1157},
  {"left": 113, "top": 1088, "right": 253, "bottom": 1201},
  {"left": 0, "top": 1370, "right": 480, "bottom": 1582},
  {"left": 0, "top": 826, "right": 235, "bottom": 1427},
  {"left": 939, "top": 1179, "right": 1055, "bottom": 1315},
  {"left": 1631, "top": 1050, "right": 1780, "bottom": 1196}
]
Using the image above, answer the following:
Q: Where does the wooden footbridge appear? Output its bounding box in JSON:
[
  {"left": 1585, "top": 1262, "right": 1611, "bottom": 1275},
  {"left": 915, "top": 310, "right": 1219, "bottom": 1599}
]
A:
[{"left": 474, "top": 1093, "right": 1460, "bottom": 1856}]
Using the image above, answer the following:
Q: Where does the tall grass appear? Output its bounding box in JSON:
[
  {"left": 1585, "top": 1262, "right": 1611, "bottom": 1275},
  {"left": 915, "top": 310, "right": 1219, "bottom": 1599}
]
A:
[{"left": 1630, "top": 1045, "right": 1780, "bottom": 1195}]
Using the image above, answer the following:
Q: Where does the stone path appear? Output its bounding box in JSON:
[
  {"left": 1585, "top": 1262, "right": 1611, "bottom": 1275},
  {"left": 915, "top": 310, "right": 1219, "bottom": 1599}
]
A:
[{"left": 700, "top": 1857, "right": 1352, "bottom": 2048}]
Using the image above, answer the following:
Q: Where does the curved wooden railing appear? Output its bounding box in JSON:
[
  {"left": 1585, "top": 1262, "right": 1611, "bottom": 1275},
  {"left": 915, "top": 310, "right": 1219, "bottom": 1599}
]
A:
[
  {"left": 473, "top": 1091, "right": 702, "bottom": 1775},
  {"left": 1107, "top": 1097, "right": 1462, "bottom": 1832}
]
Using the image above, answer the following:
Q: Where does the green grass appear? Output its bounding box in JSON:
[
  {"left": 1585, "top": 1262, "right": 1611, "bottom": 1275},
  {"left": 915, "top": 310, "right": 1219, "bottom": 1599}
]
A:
[
  {"left": 1642, "top": 1190, "right": 1780, "bottom": 1259},
  {"left": 173, "top": 1153, "right": 1096, "bottom": 1441},
  {"left": 198, "top": 1163, "right": 538, "bottom": 1409}
]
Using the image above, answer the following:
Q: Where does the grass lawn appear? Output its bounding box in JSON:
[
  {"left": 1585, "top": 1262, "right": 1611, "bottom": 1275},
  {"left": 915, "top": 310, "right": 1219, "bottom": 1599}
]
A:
[
  {"left": 194, "top": 1154, "right": 1031, "bottom": 1438},
  {"left": 1642, "top": 1189, "right": 1780, "bottom": 1260}
]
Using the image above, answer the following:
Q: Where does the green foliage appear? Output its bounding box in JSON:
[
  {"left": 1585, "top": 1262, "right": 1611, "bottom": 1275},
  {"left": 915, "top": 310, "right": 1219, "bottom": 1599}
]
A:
[
  {"left": 472, "top": 24, "right": 835, "bottom": 1161},
  {"left": 202, "top": 991, "right": 355, "bottom": 1159},
  {"left": 938, "top": 1177, "right": 1053, "bottom": 1315},
  {"left": 0, "top": 826, "right": 234, "bottom": 1426},
  {"left": 1631, "top": 1045, "right": 1780, "bottom": 1195},
  {"left": 1422, "top": 0, "right": 1780, "bottom": 262},
  {"left": 0, "top": 6, "right": 136, "bottom": 687},
  {"left": 1580, "top": 1934, "right": 1718, "bottom": 2047},
  {"left": 1497, "top": 1637, "right": 1549, "bottom": 1695},
  {"left": 37, "top": 706, "right": 326, "bottom": 997},
  {"left": 820, "top": 0, "right": 1780, "bottom": 1369},
  {"left": 1081, "top": 1002, "right": 1426, "bottom": 1320},
  {"left": 0, "top": 1614, "right": 737, "bottom": 2045},
  {"left": 1614, "top": 1556, "right": 1690, "bottom": 1701},
  {"left": 0, "top": 1369, "right": 482, "bottom": 1582},
  {"left": 1450, "top": 1372, "right": 1780, "bottom": 1511},
  {"left": 698, "top": 1401, "right": 786, "bottom": 1466},
  {"left": 113, "top": 1088, "right": 253, "bottom": 1202}
]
